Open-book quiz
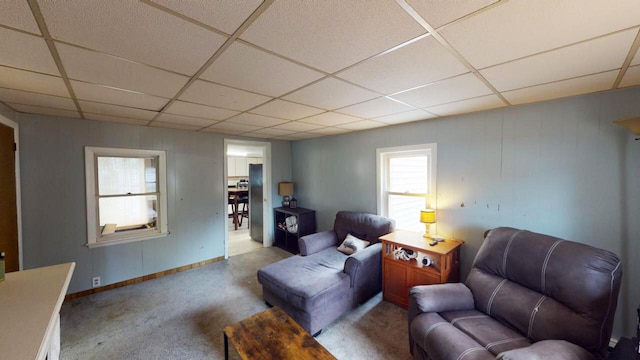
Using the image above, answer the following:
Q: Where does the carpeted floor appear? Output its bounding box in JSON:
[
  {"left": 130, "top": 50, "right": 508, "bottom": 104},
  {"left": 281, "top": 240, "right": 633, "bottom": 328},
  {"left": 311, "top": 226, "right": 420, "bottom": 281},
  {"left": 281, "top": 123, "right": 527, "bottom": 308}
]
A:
[{"left": 60, "top": 247, "right": 413, "bottom": 360}]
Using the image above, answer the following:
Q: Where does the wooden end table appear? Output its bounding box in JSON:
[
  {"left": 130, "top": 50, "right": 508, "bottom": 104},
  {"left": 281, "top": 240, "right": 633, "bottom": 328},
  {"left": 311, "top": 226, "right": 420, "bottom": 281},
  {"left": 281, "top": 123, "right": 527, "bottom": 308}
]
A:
[
  {"left": 223, "top": 307, "right": 336, "bottom": 360},
  {"left": 380, "top": 230, "right": 463, "bottom": 308}
]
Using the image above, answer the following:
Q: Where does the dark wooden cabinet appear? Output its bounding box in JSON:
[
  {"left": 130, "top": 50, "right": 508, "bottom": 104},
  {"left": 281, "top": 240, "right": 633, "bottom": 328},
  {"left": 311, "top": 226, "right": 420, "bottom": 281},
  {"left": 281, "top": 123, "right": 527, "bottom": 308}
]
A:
[{"left": 274, "top": 207, "right": 316, "bottom": 254}]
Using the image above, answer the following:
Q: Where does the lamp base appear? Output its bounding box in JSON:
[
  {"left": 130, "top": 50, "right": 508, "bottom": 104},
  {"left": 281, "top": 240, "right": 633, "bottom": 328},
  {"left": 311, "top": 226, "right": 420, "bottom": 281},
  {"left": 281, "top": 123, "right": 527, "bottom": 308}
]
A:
[
  {"left": 282, "top": 196, "right": 290, "bottom": 208},
  {"left": 423, "top": 223, "right": 431, "bottom": 238}
]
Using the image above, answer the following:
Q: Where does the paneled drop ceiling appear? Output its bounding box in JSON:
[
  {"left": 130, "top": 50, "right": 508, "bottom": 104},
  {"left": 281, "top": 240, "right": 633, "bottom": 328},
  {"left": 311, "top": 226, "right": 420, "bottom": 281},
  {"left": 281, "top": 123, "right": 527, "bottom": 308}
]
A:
[{"left": 1, "top": 0, "right": 640, "bottom": 140}]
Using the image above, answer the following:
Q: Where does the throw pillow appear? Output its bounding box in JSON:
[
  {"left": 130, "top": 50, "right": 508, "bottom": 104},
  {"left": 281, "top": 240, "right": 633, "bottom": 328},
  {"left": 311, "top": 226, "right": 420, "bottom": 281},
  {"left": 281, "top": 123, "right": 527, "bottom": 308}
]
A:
[{"left": 337, "top": 234, "right": 370, "bottom": 255}]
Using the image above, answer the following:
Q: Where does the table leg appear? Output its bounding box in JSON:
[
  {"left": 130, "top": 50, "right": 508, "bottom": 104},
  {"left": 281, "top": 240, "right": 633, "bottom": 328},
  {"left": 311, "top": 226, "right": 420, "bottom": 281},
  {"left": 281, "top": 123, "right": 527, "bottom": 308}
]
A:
[
  {"left": 224, "top": 332, "right": 229, "bottom": 360},
  {"left": 233, "top": 199, "right": 239, "bottom": 230}
]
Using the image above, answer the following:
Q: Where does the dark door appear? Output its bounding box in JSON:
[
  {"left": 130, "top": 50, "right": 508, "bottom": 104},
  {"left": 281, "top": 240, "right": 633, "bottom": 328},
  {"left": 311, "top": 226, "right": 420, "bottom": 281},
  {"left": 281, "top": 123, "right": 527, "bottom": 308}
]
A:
[
  {"left": 0, "top": 123, "right": 19, "bottom": 272},
  {"left": 249, "top": 164, "right": 263, "bottom": 243}
]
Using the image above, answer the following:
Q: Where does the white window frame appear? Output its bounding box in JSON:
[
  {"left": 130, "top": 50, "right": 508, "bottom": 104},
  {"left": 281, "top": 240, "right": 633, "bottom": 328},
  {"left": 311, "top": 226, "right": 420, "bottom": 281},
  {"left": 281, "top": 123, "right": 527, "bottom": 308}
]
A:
[
  {"left": 85, "top": 146, "right": 168, "bottom": 248},
  {"left": 376, "top": 143, "right": 437, "bottom": 231}
]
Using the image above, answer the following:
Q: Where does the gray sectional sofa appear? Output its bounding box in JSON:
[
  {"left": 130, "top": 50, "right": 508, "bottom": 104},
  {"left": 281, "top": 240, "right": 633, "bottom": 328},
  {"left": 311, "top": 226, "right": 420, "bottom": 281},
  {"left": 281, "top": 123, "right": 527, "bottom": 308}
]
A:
[{"left": 257, "top": 211, "right": 395, "bottom": 335}]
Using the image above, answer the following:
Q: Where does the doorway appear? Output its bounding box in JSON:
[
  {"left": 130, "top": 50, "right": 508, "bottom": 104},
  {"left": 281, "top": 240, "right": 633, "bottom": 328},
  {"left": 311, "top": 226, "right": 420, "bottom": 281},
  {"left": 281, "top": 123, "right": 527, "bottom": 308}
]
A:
[
  {"left": 224, "top": 139, "right": 272, "bottom": 258},
  {"left": 0, "top": 114, "right": 22, "bottom": 272}
]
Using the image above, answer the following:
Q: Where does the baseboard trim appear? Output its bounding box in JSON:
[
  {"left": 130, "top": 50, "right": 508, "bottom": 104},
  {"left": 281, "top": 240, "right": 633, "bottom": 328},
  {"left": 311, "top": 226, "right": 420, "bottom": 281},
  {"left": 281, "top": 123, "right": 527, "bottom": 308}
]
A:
[{"left": 65, "top": 256, "right": 225, "bottom": 301}]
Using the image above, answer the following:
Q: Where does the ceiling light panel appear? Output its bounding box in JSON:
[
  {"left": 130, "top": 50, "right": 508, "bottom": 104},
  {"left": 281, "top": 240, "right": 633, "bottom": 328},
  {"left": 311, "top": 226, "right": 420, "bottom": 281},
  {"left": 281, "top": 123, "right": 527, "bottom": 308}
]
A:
[
  {"left": 481, "top": 29, "right": 638, "bottom": 92},
  {"left": 0, "top": 1, "right": 41, "bottom": 34},
  {"left": 283, "top": 77, "right": 379, "bottom": 110},
  {"left": 151, "top": 0, "right": 262, "bottom": 34},
  {"left": 0, "top": 28, "right": 59, "bottom": 75},
  {"left": 502, "top": 71, "right": 619, "bottom": 105},
  {"left": 337, "top": 36, "right": 469, "bottom": 94},
  {"left": 372, "top": 109, "right": 435, "bottom": 124},
  {"left": 156, "top": 113, "right": 218, "bottom": 127},
  {"left": 57, "top": 44, "right": 189, "bottom": 98},
  {"left": 619, "top": 65, "right": 640, "bottom": 88},
  {"left": 425, "top": 94, "right": 505, "bottom": 116},
  {"left": 200, "top": 42, "right": 324, "bottom": 97},
  {"left": 70, "top": 80, "right": 169, "bottom": 111},
  {"left": 337, "top": 97, "right": 415, "bottom": 119},
  {"left": 84, "top": 113, "right": 150, "bottom": 126},
  {"left": 225, "top": 113, "right": 289, "bottom": 127},
  {"left": 336, "top": 120, "right": 387, "bottom": 130},
  {"left": 164, "top": 100, "right": 239, "bottom": 120},
  {"left": 441, "top": 0, "right": 640, "bottom": 69},
  {"left": 39, "top": 0, "right": 227, "bottom": 75},
  {"left": 406, "top": 0, "right": 498, "bottom": 29},
  {"left": 9, "top": 104, "right": 80, "bottom": 118},
  {"left": 178, "top": 80, "right": 272, "bottom": 111},
  {"left": 240, "top": 0, "right": 426, "bottom": 73},
  {"left": 390, "top": 73, "right": 492, "bottom": 108},
  {"left": 250, "top": 99, "right": 324, "bottom": 120},
  {"left": 300, "top": 112, "right": 363, "bottom": 126},
  {"left": 0, "top": 66, "right": 69, "bottom": 97},
  {"left": 79, "top": 100, "right": 159, "bottom": 120},
  {"left": 0, "top": 88, "right": 75, "bottom": 110}
]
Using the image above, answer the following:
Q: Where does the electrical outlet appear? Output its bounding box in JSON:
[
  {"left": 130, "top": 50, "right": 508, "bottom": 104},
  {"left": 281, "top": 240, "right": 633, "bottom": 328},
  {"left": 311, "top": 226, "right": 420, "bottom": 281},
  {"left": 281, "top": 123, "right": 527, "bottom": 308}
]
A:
[{"left": 92, "top": 276, "right": 101, "bottom": 288}]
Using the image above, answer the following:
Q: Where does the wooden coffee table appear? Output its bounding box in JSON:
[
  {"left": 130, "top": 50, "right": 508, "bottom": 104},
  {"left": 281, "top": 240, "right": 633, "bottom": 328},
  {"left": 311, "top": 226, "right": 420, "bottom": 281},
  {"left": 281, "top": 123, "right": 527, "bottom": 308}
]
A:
[{"left": 223, "top": 307, "right": 336, "bottom": 360}]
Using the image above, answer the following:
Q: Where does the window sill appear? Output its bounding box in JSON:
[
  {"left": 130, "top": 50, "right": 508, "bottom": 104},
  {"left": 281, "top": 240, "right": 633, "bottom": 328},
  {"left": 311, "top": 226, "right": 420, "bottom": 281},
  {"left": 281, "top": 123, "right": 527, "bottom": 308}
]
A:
[{"left": 86, "top": 232, "right": 169, "bottom": 248}]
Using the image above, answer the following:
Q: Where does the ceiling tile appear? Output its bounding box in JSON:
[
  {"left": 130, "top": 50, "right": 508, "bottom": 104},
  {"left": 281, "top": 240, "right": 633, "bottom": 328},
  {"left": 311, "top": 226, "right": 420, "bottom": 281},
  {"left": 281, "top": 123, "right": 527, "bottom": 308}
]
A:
[
  {"left": 309, "top": 127, "right": 352, "bottom": 135},
  {"left": 503, "top": 71, "right": 618, "bottom": 105},
  {"left": 441, "top": 0, "right": 640, "bottom": 68},
  {"left": 0, "top": 1, "right": 41, "bottom": 34},
  {"left": 390, "top": 73, "right": 492, "bottom": 108},
  {"left": 632, "top": 48, "right": 640, "bottom": 66},
  {"left": 150, "top": 122, "right": 204, "bottom": 131},
  {"left": 336, "top": 120, "right": 387, "bottom": 130},
  {"left": 155, "top": 113, "right": 217, "bottom": 127},
  {"left": 240, "top": 0, "right": 426, "bottom": 73},
  {"left": 0, "top": 28, "right": 59, "bottom": 75},
  {"left": 0, "top": 88, "right": 76, "bottom": 110},
  {"left": 425, "top": 94, "right": 505, "bottom": 116},
  {"left": 406, "top": 0, "right": 498, "bottom": 29},
  {"left": 79, "top": 100, "right": 158, "bottom": 120},
  {"left": 39, "top": 0, "right": 227, "bottom": 75},
  {"left": 242, "top": 132, "right": 277, "bottom": 139},
  {"left": 206, "top": 121, "right": 263, "bottom": 132},
  {"left": 272, "top": 122, "right": 324, "bottom": 132},
  {"left": 179, "top": 80, "right": 272, "bottom": 111},
  {"left": 58, "top": 44, "right": 189, "bottom": 98},
  {"left": 84, "top": 113, "right": 150, "bottom": 126},
  {"left": 0, "top": 66, "right": 69, "bottom": 97},
  {"left": 70, "top": 80, "right": 168, "bottom": 111},
  {"left": 619, "top": 65, "right": 640, "bottom": 88},
  {"left": 247, "top": 128, "right": 295, "bottom": 136},
  {"left": 201, "top": 42, "right": 324, "bottom": 97},
  {"left": 250, "top": 100, "right": 324, "bottom": 120},
  {"left": 283, "top": 77, "right": 379, "bottom": 110},
  {"left": 289, "top": 132, "right": 323, "bottom": 139},
  {"left": 299, "top": 112, "right": 363, "bottom": 126},
  {"left": 199, "top": 127, "right": 243, "bottom": 135},
  {"left": 151, "top": 0, "right": 262, "bottom": 34},
  {"left": 372, "top": 109, "right": 435, "bottom": 124},
  {"left": 481, "top": 29, "right": 637, "bottom": 92},
  {"left": 225, "top": 113, "right": 289, "bottom": 127},
  {"left": 337, "top": 36, "right": 469, "bottom": 94},
  {"left": 338, "top": 97, "right": 415, "bottom": 119},
  {"left": 164, "top": 100, "right": 239, "bottom": 120},
  {"left": 9, "top": 103, "right": 80, "bottom": 118}
]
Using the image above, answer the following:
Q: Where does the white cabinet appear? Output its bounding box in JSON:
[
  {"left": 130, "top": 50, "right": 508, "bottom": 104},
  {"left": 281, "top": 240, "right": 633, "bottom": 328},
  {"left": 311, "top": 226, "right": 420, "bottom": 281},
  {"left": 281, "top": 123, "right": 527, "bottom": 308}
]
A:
[{"left": 228, "top": 156, "right": 262, "bottom": 177}]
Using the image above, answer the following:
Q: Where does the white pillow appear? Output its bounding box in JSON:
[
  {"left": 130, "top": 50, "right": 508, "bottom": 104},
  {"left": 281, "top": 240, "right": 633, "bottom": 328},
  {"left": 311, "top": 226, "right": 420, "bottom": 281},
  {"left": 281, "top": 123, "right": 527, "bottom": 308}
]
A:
[{"left": 337, "top": 234, "right": 370, "bottom": 255}]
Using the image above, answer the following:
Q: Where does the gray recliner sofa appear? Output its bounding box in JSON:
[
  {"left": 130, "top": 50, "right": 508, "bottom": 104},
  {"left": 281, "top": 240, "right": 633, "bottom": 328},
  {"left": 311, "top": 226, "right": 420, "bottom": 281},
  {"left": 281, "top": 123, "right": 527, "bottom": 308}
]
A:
[
  {"left": 257, "top": 211, "right": 395, "bottom": 335},
  {"left": 409, "top": 227, "right": 622, "bottom": 360}
]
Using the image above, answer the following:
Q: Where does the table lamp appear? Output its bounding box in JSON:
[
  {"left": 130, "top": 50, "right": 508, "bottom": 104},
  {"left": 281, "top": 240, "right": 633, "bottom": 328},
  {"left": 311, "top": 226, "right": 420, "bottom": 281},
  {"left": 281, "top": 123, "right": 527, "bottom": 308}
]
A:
[
  {"left": 420, "top": 209, "right": 436, "bottom": 238},
  {"left": 278, "top": 182, "right": 294, "bottom": 207}
]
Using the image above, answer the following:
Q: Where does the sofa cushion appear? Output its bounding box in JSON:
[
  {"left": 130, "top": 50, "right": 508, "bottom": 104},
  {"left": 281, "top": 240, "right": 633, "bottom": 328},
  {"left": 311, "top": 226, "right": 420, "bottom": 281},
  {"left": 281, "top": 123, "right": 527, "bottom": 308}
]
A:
[
  {"left": 337, "top": 234, "right": 370, "bottom": 255},
  {"left": 257, "top": 247, "right": 350, "bottom": 311},
  {"left": 334, "top": 211, "right": 395, "bottom": 244}
]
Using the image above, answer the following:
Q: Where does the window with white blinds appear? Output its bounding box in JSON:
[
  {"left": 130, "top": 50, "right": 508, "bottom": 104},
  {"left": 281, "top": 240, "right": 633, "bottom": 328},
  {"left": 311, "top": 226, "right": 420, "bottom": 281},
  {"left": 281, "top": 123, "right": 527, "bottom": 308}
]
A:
[{"left": 377, "top": 144, "right": 437, "bottom": 233}]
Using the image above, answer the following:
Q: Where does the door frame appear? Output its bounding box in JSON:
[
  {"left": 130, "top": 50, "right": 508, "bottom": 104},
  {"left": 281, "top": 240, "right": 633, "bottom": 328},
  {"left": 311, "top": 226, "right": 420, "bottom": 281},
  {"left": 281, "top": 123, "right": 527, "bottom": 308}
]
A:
[
  {"left": 223, "top": 139, "right": 273, "bottom": 259},
  {"left": 0, "top": 113, "right": 23, "bottom": 270}
]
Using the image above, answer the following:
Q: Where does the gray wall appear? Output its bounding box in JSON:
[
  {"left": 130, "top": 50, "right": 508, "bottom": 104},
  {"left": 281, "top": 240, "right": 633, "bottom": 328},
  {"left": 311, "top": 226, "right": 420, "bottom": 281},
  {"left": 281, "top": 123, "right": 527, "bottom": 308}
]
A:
[
  {"left": 0, "top": 103, "right": 16, "bottom": 121},
  {"left": 17, "top": 114, "right": 291, "bottom": 294},
  {"left": 292, "top": 86, "right": 640, "bottom": 339}
]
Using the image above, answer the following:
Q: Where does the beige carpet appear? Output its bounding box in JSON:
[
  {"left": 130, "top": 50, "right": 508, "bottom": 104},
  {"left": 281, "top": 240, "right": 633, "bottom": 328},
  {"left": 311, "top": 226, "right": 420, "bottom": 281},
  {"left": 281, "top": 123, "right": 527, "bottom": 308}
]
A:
[{"left": 60, "top": 246, "right": 413, "bottom": 360}]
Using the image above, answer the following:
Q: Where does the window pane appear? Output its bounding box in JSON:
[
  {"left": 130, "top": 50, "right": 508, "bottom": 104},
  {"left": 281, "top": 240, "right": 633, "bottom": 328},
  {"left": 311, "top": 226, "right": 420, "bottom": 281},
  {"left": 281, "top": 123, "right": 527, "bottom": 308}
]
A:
[
  {"left": 99, "top": 195, "right": 157, "bottom": 232},
  {"left": 97, "top": 156, "right": 157, "bottom": 195},
  {"left": 388, "top": 156, "right": 428, "bottom": 193},
  {"left": 388, "top": 194, "right": 426, "bottom": 232}
]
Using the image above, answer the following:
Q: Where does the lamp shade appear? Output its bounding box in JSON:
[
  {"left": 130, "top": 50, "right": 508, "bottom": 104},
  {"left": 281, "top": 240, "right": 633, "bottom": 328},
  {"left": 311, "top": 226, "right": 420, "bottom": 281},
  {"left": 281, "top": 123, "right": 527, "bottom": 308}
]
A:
[
  {"left": 613, "top": 116, "right": 640, "bottom": 135},
  {"left": 278, "top": 182, "right": 294, "bottom": 196},
  {"left": 420, "top": 209, "right": 436, "bottom": 224}
]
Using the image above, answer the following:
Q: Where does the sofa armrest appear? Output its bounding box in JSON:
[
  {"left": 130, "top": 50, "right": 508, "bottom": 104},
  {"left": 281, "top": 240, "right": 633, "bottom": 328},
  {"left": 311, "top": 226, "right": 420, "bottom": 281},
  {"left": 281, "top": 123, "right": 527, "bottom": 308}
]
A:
[
  {"left": 497, "top": 340, "right": 595, "bottom": 360},
  {"left": 299, "top": 230, "right": 338, "bottom": 256},
  {"left": 344, "top": 243, "right": 382, "bottom": 303}
]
